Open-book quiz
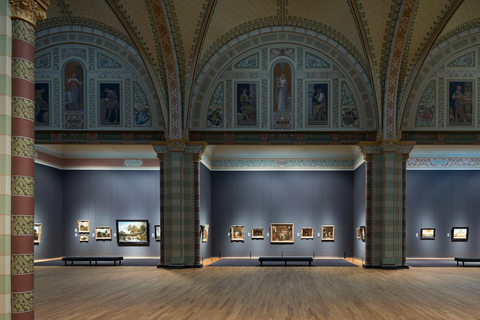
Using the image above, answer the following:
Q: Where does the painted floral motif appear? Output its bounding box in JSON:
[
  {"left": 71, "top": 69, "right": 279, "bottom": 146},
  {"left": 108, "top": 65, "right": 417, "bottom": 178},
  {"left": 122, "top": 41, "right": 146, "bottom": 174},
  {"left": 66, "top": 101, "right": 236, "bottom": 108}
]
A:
[
  {"left": 341, "top": 82, "right": 359, "bottom": 127},
  {"left": 234, "top": 53, "right": 259, "bottom": 69},
  {"left": 306, "top": 53, "right": 330, "bottom": 69},
  {"left": 270, "top": 48, "right": 295, "bottom": 61},
  {"left": 448, "top": 52, "right": 475, "bottom": 67},
  {"left": 61, "top": 48, "right": 87, "bottom": 60},
  {"left": 415, "top": 81, "right": 436, "bottom": 127},
  {"left": 98, "top": 53, "right": 122, "bottom": 68},
  {"left": 133, "top": 82, "right": 152, "bottom": 127},
  {"left": 207, "top": 82, "right": 224, "bottom": 128},
  {"left": 35, "top": 53, "right": 50, "bottom": 68}
]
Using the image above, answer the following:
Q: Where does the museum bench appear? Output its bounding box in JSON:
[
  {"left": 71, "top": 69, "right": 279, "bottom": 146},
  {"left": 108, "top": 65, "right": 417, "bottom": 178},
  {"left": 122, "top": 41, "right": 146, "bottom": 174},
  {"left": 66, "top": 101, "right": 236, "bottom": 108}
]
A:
[
  {"left": 258, "top": 256, "right": 313, "bottom": 266},
  {"left": 454, "top": 257, "right": 480, "bottom": 267},
  {"left": 62, "top": 256, "right": 124, "bottom": 266}
]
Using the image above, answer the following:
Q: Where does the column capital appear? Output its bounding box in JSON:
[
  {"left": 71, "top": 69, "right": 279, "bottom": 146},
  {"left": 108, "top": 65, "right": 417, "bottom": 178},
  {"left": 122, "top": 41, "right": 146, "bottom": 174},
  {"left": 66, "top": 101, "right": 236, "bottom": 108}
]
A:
[
  {"left": 152, "top": 140, "right": 208, "bottom": 162},
  {"left": 358, "top": 140, "right": 415, "bottom": 157},
  {"left": 8, "top": 0, "right": 50, "bottom": 28}
]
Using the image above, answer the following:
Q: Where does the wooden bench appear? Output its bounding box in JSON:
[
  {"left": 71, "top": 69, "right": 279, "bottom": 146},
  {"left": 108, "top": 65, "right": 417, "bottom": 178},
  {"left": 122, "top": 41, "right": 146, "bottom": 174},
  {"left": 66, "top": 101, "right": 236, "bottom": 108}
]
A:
[
  {"left": 62, "top": 256, "right": 124, "bottom": 266},
  {"left": 259, "top": 256, "right": 313, "bottom": 266},
  {"left": 454, "top": 257, "right": 480, "bottom": 267}
]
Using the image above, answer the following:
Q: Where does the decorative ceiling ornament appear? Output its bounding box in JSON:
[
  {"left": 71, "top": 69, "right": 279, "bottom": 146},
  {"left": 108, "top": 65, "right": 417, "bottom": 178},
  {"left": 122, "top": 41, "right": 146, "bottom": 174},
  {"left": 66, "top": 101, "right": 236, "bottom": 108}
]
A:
[{"left": 8, "top": 0, "right": 50, "bottom": 27}]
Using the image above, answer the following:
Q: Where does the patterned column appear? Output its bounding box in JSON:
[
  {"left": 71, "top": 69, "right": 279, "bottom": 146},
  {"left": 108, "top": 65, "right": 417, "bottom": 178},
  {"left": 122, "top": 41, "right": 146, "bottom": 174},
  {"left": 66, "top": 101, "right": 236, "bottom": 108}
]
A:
[
  {"left": 153, "top": 140, "right": 207, "bottom": 267},
  {"left": 0, "top": 2, "right": 12, "bottom": 319},
  {"left": 359, "top": 141, "right": 414, "bottom": 268},
  {"left": 158, "top": 153, "right": 164, "bottom": 266},
  {"left": 8, "top": 1, "right": 49, "bottom": 318}
]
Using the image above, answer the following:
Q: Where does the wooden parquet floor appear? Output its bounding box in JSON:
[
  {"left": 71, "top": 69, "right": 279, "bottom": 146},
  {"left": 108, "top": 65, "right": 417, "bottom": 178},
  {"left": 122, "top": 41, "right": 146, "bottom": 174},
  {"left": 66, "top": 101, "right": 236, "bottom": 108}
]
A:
[{"left": 35, "top": 261, "right": 480, "bottom": 320}]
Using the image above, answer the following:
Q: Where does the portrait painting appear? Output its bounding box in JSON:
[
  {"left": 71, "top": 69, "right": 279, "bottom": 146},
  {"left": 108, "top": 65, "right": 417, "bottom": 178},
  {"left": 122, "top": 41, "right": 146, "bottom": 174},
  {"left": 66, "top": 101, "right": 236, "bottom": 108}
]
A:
[
  {"left": 307, "top": 83, "right": 328, "bottom": 126},
  {"left": 79, "top": 234, "right": 89, "bottom": 242},
  {"left": 202, "top": 224, "right": 209, "bottom": 243},
  {"left": 155, "top": 225, "right": 161, "bottom": 241},
  {"left": 231, "top": 225, "right": 244, "bottom": 241},
  {"left": 251, "top": 227, "right": 264, "bottom": 240},
  {"left": 100, "top": 83, "right": 121, "bottom": 126},
  {"left": 35, "top": 83, "right": 50, "bottom": 125},
  {"left": 64, "top": 61, "right": 84, "bottom": 110},
  {"left": 321, "top": 225, "right": 335, "bottom": 241},
  {"left": 95, "top": 227, "right": 112, "bottom": 240},
  {"left": 420, "top": 228, "right": 435, "bottom": 240},
  {"left": 116, "top": 220, "right": 149, "bottom": 246},
  {"left": 448, "top": 81, "right": 473, "bottom": 126},
  {"left": 78, "top": 220, "right": 89, "bottom": 233},
  {"left": 452, "top": 227, "right": 468, "bottom": 241},
  {"left": 236, "top": 83, "right": 257, "bottom": 126},
  {"left": 273, "top": 61, "right": 292, "bottom": 113},
  {"left": 34, "top": 223, "right": 42, "bottom": 244},
  {"left": 301, "top": 227, "right": 314, "bottom": 239},
  {"left": 270, "top": 223, "right": 294, "bottom": 243}
]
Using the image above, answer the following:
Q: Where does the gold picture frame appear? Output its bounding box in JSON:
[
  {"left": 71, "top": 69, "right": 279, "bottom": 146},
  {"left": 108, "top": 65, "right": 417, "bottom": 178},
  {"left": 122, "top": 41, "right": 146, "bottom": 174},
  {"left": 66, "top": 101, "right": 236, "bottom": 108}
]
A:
[
  {"left": 231, "top": 225, "right": 244, "bottom": 241},
  {"left": 95, "top": 226, "right": 112, "bottom": 240},
  {"left": 79, "top": 234, "right": 89, "bottom": 242},
  {"left": 356, "top": 227, "right": 360, "bottom": 240},
  {"left": 420, "top": 228, "right": 435, "bottom": 240},
  {"left": 78, "top": 220, "right": 90, "bottom": 233},
  {"left": 321, "top": 225, "right": 335, "bottom": 241},
  {"left": 34, "top": 223, "right": 42, "bottom": 244},
  {"left": 202, "top": 224, "right": 209, "bottom": 243},
  {"left": 270, "top": 223, "right": 294, "bottom": 243},
  {"left": 251, "top": 227, "right": 264, "bottom": 239},
  {"left": 301, "top": 227, "right": 314, "bottom": 239}
]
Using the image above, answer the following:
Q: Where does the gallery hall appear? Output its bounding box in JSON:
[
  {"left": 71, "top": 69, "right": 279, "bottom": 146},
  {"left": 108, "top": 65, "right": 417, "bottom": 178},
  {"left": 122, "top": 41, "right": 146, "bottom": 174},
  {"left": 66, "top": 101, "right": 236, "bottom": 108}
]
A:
[{"left": 2, "top": 0, "right": 480, "bottom": 319}]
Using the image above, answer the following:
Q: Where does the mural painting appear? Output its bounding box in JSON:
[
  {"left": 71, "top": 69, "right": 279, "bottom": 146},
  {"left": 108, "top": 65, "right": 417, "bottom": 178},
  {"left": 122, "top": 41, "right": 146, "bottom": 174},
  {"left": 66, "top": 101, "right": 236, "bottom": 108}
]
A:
[
  {"left": 35, "top": 82, "right": 50, "bottom": 125},
  {"left": 64, "top": 61, "right": 85, "bottom": 129},
  {"left": 99, "top": 83, "right": 121, "bottom": 126},
  {"left": 448, "top": 81, "right": 473, "bottom": 126},
  {"left": 272, "top": 61, "right": 293, "bottom": 129},
  {"left": 133, "top": 82, "right": 152, "bottom": 127},
  {"left": 307, "top": 83, "right": 328, "bottom": 126},
  {"left": 236, "top": 83, "right": 257, "bottom": 126}
]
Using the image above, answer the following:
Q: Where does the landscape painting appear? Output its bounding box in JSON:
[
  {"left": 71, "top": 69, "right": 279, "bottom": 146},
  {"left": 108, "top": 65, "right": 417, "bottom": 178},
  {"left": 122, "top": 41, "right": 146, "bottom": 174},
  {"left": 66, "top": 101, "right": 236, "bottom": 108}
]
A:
[
  {"left": 116, "top": 220, "right": 149, "bottom": 246},
  {"left": 452, "top": 227, "right": 468, "bottom": 241},
  {"left": 34, "top": 223, "right": 42, "bottom": 244},
  {"left": 231, "top": 225, "right": 244, "bottom": 241},
  {"left": 78, "top": 220, "right": 89, "bottom": 233},
  {"left": 251, "top": 227, "right": 264, "bottom": 240},
  {"left": 270, "top": 223, "right": 294, "bottom": 243},
  {"left": 420, "top": 228, "right": 435, "bottom": 240},
  {"left": 202, "top": 224, "right": 209, "bottom": 243},
  {"left": 79, "top": 234, "right": 88, "bottom": 242},
  {"left": 155, "top": 225, "right": 161, "bottom": 241},
  {"left": 95, "top": 227, "right": 112, "bottom": 240},
  {"left": 322, "top": 225, "right": 335, "bottom": 241}
]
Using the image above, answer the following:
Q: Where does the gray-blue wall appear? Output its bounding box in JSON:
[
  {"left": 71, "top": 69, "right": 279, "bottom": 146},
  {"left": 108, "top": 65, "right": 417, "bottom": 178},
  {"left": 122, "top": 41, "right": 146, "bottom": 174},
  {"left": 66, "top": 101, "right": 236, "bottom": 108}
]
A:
[
  {"left": 353, "top": 163, "right": 366, "bottom": 260},
  {"left": 34, "top": 164, "right": 64, "bottom": 259},
  {"left": 407, "top": 170, "right": 480, "bottom": 258},
  {"left": 211, "top": 171, "right": 354, "bottom": 257},
  {"left": 200, "top": 163, "right": 212, "bottom": 259}
]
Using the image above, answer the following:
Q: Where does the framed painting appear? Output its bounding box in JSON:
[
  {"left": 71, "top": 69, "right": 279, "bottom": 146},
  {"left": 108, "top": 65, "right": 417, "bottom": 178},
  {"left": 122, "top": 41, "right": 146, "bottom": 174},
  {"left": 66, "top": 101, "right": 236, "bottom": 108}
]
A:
[
  {"left": 99, "top": 82, "right": 121, "bottom": 126},
  {"left": 306, "top": 82, "right": 329, "bottom": 126},
  {"left": 231, "top": 225, "right": 244, "bottom": 241},
  {"left": 270, "top": 223, "right": 294, "bottom": 243},
  {"left": 420, "top": 228, "right": 435, "bottom": 240},
  {"left": 251, "top": 227, "right": 264, "bottom": 240},
  {"left": 202, "top": 224, "right": 209, "bottom": 243},
  {"left": 78, "top": 220, "right": 89, "bottom": 233},
  {"left": 452, "top": 227, "right": 468, "bottom": 241},
  {"left": 35, "top": 82, "right": 50, "bottom": 125},
  {"left": 34, "top": 223, "right": 42, "bottom": 244},
  {"left": 356, "top": 228, "right": 360, "bottom": 240},
  {"left": 360, "top": 226, "right": 366, "bottom": 242},
  {"left": 301, "top": 227, "right": 314, "bottom": 239},
  {"left": 95, "top": 226, "right": 112, "bottom": 240},
  {"left": 155, "top": 225, "right": 161, "bottom": 241},
  {"left": 116, "top": 220, "right": 149, "bottom": 246},
  {"left": 79, "top": 234, "right": 89, "bottom": 242},
  {"left": 321, "top": 225, "right": 335, "bottom": 241},
  {"left": 235, "top": 83, "right": 258, "bottom": 127},
  {"left": 448, "top": 80, "right": 474, "bottom": 126}
]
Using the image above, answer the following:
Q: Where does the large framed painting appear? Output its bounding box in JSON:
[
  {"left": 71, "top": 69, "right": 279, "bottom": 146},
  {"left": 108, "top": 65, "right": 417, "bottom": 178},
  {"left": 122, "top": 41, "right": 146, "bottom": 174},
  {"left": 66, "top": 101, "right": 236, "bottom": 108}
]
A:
[
  {"left": 116, "top": 220, "right": 149, "bottom": 246},
  {"left": 235, "top": 83, "right": 258, "bottom": 127},
  {"left": 321, "top": 225, "right": 335, "bottom": 241},
  {"left": 452, "top": 227, "right": 468, "bottom": 241},
  {"left": 251, "top": 227, "right": 264, "bottom": 240},
  {"left": 95, "top": 227, "right": 112, "bottom": 240},
  {"left": 307, "top": 82, "right": 329, "bottom": 126},
  {"left": 202, "top": 224, "right": 209, "bottom": 243},
  {"left": 270, "top": 223, "right": 294, "bottom": 243},
  {"left": 448, "top": 80, "right": 473, "bottom": 126},
  {"left": 301, "top": 227, "right": 314, "bottom": 239},
  {"left": 78, "top": 220, "right": 89, "bottom": 233},
  {"left": 99, "top": 82, "right": 121, "bottom": 126},
  {"left": 79, "top": 234, "right": 89, "bottom": 242},
  {"left": 420, "top": 228, "right": 435, "bottom": 240},
  {"left": 360, "top": 226, "right": 366, "bottom": 242},
  {"left": 231, "top": 225, "right": 244, "bottom": 241},
  {"left": 34, "top": 223, "right": 42, "bottom": 244},
  {"left": 35, "top": 82, "right": 50, "bottom": 125},
  {"left": 155, "top": 225, "right": 161, "bottom": 241}
]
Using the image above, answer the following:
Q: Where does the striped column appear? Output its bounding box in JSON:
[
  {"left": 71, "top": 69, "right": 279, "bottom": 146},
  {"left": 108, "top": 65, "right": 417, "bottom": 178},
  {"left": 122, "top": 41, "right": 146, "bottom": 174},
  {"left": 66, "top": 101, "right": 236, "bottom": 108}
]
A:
[
  {"left": 158, "top": 154, "right": 164, "bottom": 266},
  {"left": 0, "top": 3, "right": 12, "bottom": 319},
  {"left": 363, "top": 154, "right": 373, "bottom": 266},
  {"left": 193, "top": 156, "right": 201, "bottom": 266}
]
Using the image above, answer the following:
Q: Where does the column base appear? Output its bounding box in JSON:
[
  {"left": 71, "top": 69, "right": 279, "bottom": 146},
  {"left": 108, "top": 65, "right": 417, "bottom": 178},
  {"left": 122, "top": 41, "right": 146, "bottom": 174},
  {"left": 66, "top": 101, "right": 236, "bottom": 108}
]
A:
[
  {"left": 363, "top": 264, "right": 410, "bottom": 270},
  {"left": 156, "top": 263, "right": 203, "bottom": 269}
]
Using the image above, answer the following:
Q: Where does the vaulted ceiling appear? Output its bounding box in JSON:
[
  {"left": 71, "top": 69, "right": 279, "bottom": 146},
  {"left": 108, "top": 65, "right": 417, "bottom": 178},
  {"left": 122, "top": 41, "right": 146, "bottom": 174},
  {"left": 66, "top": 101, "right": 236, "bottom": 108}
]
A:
[{"left": 37, "top": 0, "right": 474, "bottom": 133}]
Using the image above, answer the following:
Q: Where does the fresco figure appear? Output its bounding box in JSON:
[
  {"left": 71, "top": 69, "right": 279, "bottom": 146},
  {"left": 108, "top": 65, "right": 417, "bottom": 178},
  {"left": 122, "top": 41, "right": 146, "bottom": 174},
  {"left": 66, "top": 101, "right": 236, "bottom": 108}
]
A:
[
  {"left": 276, "top": 74, "right": 288, "bottom": 112},
  {"left": 312, "top": 88, "right": 326, "bottom": 120},
  {"left": 66, "top": 72, "right": 82, "bottom": 109},
  {"left": 34, "top": 84, "right": 49, "bottom": 124},
  {"left": 452, "top": 85, "right": 466, "bottom": 123},
  {"left": 239, "top": 87, "right": 255, "bottom": 121},
  {"left": 104, "top": 87, "right": 120, "bottom": 123}
]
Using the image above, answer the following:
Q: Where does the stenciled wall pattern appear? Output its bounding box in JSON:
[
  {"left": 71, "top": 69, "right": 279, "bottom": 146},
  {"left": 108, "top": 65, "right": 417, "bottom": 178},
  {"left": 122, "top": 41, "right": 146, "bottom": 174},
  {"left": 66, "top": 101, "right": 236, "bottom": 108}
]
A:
[{"left": 34, "top": 29, "right": 164, "bottom": 131}]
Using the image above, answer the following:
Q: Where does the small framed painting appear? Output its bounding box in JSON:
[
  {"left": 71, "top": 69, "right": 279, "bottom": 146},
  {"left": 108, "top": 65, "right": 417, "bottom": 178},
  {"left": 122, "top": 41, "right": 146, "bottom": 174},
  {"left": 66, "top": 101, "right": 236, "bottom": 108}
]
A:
[
  {"left": 95, "top": 226, "right": 112, "bottom": 240},
  {"left": 79, "top": 234, "right": 89, "bottom": 242},
  {"left": 301, "top": 227, "right": 314, "bottom": 239},
  {"left": 360, "top": 226, "right": 366, "bottom": 242},
  {"left": 251, "top": 227, "right": 264, "bottom": 240},
  {"left": 356, "top": 228, "right": 360, "bottom": 240},
  {"left": 155, "top": 225, "right": 161, "bottom": 241},
  {"left": 321, "top": 225, "right": 335, "bottom": 241},
  {"left": 420, "top": 228, "right": 435, "bottom": 240},
  {"left": 452, "top": 227, "right": 468, "bottom": 241},
  {"left": 270, "top": 223, "right": 294, "bottom": 243},
  {"left": 202, "top": 224, "right": 209, "bottom": 243},
  {"left": 34, "top": 223, "right": 42, "bottom": 244},
  {"left": 116, "top": 220, "right": 149, "bottom": 246},
  {"left": 78, "top": 220, "right": 89, "bottom": 233},
  {"left": 231, "top": 225, "right": 244, "bottom": 241}
]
